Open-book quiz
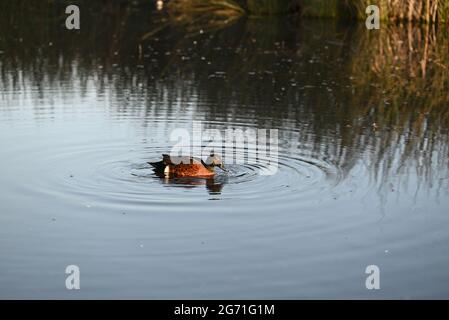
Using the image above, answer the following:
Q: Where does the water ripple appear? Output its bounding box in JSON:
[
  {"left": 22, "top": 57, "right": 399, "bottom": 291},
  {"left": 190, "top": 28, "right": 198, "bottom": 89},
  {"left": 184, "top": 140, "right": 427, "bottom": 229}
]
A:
[{"left": 4, "top": 134, "right": 342, "bottom": 210}]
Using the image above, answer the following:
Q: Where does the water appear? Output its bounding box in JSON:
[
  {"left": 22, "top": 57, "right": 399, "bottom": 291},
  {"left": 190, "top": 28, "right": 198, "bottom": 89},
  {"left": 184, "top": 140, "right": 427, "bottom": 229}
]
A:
[{"left": 1, "top": 2, "right": 449, "bottom": 298}]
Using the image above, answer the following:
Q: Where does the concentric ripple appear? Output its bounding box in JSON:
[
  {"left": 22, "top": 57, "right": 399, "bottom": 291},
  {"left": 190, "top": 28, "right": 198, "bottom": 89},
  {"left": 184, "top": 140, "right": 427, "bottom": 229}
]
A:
[{"left": 2, "top": 129, "right": 343, "bottom": 211}]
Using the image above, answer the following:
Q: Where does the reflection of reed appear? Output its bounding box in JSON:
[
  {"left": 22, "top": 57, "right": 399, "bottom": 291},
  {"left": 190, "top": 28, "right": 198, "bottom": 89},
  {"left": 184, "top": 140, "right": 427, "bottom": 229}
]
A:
[
  {"left": 345, "top": 23, "right": 449, "bottom": 190},
  {"left": 349, "top": 23, "right": 449, "bottom": 139}
]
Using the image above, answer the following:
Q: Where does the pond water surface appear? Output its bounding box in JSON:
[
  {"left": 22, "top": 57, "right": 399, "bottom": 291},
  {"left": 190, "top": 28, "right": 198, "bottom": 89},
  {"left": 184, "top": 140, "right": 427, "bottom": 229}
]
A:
[{"left": 1, "top": 3, "right": 449, "bottom": 298}]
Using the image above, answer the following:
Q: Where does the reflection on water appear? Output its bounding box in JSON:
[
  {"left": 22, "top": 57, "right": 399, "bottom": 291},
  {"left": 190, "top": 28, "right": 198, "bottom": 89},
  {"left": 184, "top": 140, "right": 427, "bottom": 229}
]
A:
[
  {"left": 0, "top": 1, "right": 449, "bottom": 298},
  {"left": 156, "top": 176, "right": 225, "bottom": 196}
]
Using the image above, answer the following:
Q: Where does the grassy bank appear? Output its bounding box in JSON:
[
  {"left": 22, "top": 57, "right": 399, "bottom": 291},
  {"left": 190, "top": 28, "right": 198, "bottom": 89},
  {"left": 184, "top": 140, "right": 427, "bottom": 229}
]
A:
[{"left": 168, "top": 0, "right": 449, "bottom": 23}]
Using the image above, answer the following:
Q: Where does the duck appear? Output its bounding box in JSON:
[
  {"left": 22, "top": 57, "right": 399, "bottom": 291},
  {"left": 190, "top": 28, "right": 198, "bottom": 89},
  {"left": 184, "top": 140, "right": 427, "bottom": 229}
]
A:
[{"left": 148, "top": 153, "right": 227, "bottom": 178}]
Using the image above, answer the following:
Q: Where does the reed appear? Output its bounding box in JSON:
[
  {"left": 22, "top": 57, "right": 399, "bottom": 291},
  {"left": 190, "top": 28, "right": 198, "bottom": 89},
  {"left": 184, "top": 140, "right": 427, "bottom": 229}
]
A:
[
  {"left": 340, "top": 0, "right": 449, "bottom": 23},
  {"left": 166, "top": 0, "right": 449, "bottom": 23}
]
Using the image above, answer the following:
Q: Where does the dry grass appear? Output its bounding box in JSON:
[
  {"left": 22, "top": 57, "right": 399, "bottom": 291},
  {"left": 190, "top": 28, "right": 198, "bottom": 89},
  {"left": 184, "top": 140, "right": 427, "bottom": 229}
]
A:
[
  {"left": 298, "top": 0, "right": 449, "bottom": 23},
  {"left": 346, "top": 0, "right": 449, "bottom": 23}
]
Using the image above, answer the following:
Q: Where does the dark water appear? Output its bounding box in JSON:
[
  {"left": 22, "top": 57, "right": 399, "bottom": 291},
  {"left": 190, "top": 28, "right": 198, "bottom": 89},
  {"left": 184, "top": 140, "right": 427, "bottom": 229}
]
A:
[{"left": 1, "top": 2, "right": 449, "bottom": 298}]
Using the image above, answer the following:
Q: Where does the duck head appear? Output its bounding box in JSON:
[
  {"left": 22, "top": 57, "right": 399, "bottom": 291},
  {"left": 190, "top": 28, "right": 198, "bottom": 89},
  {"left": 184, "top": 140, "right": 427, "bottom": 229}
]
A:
[{"left": 204, "top": 153, "right": 228, "bottom": 172}]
